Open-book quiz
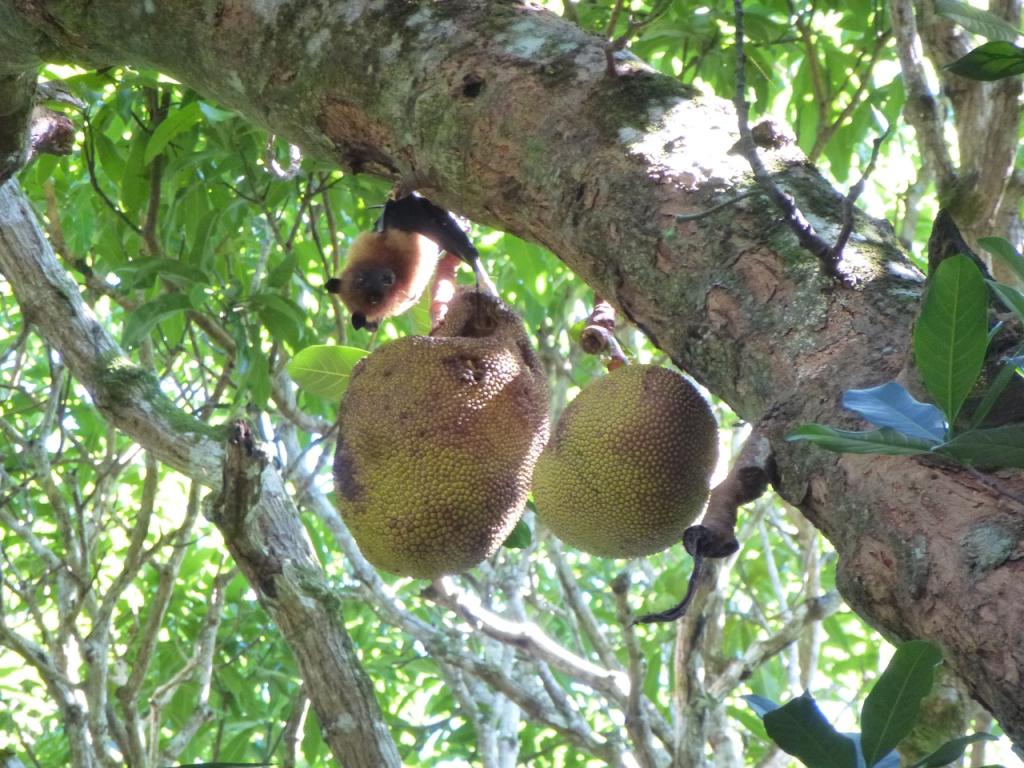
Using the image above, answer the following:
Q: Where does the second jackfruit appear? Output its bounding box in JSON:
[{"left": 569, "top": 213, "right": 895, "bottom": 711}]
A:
[{"left": 532, "top": 364, "right": 717, "bottom": 558}]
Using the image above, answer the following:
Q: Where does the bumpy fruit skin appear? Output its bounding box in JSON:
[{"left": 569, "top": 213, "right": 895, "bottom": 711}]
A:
[
  {"left": 532, "top": 365, "right": 717, "bottom": 558},
  {"left": 334, "top": 291, "right": 549, "bottom": 578}
]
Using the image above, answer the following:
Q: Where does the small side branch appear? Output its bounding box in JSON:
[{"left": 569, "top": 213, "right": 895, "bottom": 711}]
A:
[
  {"left": 732, "top": 0, "right": 879, "bottom": 281},
  {"left": 636, "top": 428, "right": 773, "bottom": 624},
  {"left": 830, "top": 127, "right": 890, "bottom": 259},
  {"left": 579, "top": 295, "right": 628, "bottom": 367},
  {"left": 424, "top": 576, "right": 631, "bottom": 700},
  {"left": 706, "top": 591, "right": 841, "bottom": 699},
  {"left": 612, "top": 572, "right": 663, "bottom": 768}
]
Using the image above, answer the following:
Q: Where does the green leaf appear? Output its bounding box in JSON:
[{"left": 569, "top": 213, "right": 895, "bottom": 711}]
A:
[
  {"left": 860, "top": 640, "right": 943, "bottom": 767},
  {"left": 253, "top": 293, "right": 305, "bottom": 347},
  {"left": 265, "top": 251, "right": 297, "bottom": 290},
  {"left": 144, "top": 101, "right": 203, "bottom": 164},
  {"left": 987, "top": 280, "right": 1024, "bottom": 324},
  {"left": 287, "top": 345, "right": 369, "bottom": 399},
  {"left": 946, "top": 41, "right": 1024, "bottom": 81},
  {"left": 978, "top": 237, "right": 1024, "bottom": 284},
  {"left": 786, "top": 425, "right": 936, "bottom": 455},
  {"left": 762, "top": 692, "right": 858, "bottom": 768},
  {"left": 120, "top": 133, "right": 149, "bottom": 216},
  {"left": 908, "top": 732, "right": 998, "bottom": 768},
  {"left": 934, "top": 424, "right": 1024, "bottom": 468},
  {"left": 841, "top": 382, "right": 947, "bottom": 442},
  {"left": 914, "top": 255, "right": 989, "bottom": 426},
  {"left": 113, "top": 258, "right": 208, "bottom": 290},
  {"left": 238, "top": 345, "right": 271, "bottom": 408},
  {"left": 121, "top": 294, "right": 193, "bottom": 348},
  {"left": 502, "top": 519, "right": 532, "bottom": 549},
  {"left": 934, "top": 0, "right": 1020, "bottom": 41},
  {"left": 93, "top": 132, "right": 125, "bottom": 182}
]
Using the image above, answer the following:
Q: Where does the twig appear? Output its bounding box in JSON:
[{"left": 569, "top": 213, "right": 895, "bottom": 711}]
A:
[
  {"left": 548, "top": 536, "right": 620, "bottom": 668},
  {"left": 636, "top": 428, "right": 773, "bottom": 624},
  {"left": 706, "top": 591, "right": 841, "bottom": 699},
  {"left": 580, "top": 295, "right": 628, "bottom": 367},
  {"left": 830, "top": 126, "right": 891, "bottom": 259},
  {"left": 604, "top": 0, "right": 675, "bottom": 75},
  {"left": 280, "top": 688, "right": 311, "bottom": 768},
  {"left": 82, "top": 112, "right": 142, "bottom": 236},
  {"left": 612, "top": 571, "right": 662, "bottom": 768},
  {"left": 888, "top": 0, "right": 955, "bottom": 192},
  {"left": 157, "top": 569, "right": 231, "bottom": 765},
  {"left": 674, "top": 190, "right": 761, "bottom": 222},
  {"left": 425, "top": 576, "right": 631, "bottom": 700},
  {"left": 731, "top": 0, "right": 846, "bottom": 280}
]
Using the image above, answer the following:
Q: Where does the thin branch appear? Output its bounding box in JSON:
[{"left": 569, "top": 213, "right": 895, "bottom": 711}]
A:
[
  {"left": 732, "top": 0, "right": 845, "bottom": 279},
  {"left": 158, "top": 569, "right": 231, "bottom": 764},
  {"left": 706, "top": 591, "right": 842, "bottom": 699},
  {"left": 280, "top": 688, "right": 311, "bottom": 768},
  {"left": 830, "top": 127, "right": 891, "bottom": 259},
  {"left": 424, "top": 576, "right": 631, "bottom": 701},
  {"left": 611, "top": 571, "right": 662, "bottom": 768},
  {"left": 547, "top": 536, "right": 619, "bottom": 668},
  {"left": 888, "top": 0, "right": 955, "bottom": 192}
]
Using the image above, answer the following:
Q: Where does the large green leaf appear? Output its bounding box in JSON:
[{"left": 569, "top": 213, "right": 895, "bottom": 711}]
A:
[
  {"left": 121, "top": 294, "right": 193, "bottom": 348},
  {"left": 934, "top": 425, "right": 1024, "bottom": 468},
  {"left": 252, "top": 292, "right": 306, "bottom": 348},
  {"left": 935, "top": 0, "right": 1020, "bottom": 41},
  {"left": 113, "top": 258, "right": 208, "bottom": 290},
  {"left": 144, "top": 101, "right": 203, "bottom": 164},
  {"left": 860, "top": 640, "right": 943, "bottom": 768},
  {"left": 762, "top": 692, "right": 858, "bottom": 768},
  {"left": 287, "top": 345, "right": 369, "bottom": 399},
  {"left": 946, "top": 41, "right": 1024, "bottom": 80},
  {"left": 786, "top": 425, "right": 936, "bottom": 455},
  {"left": 913, "top": 255, "right": 989, "bottom": 426}
]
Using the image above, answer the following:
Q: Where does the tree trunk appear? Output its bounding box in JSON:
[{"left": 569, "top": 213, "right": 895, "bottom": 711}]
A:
[{"left": 1, "top": 0, "right": 1023, "bottom": 748}]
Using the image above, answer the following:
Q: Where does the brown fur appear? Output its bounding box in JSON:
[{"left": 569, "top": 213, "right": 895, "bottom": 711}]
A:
[{"left": 336, "top": 230, "right": 441, "bottom": 326}]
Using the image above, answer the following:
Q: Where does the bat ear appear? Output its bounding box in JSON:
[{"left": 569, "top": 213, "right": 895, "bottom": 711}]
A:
[
  {"left": 351, "top": 312, "right": 367, "bottom": 330},
  {"left": 325, "top": 277, "right": 343, "bottom": 294}
]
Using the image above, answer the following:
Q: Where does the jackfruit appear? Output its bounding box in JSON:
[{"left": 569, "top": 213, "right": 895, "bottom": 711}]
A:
[
  {"left": 532, "top": 364, "right": 717, "bottom": 558},
  {"left": 334, "top": 291, "right": 549, "bottom": 578}
]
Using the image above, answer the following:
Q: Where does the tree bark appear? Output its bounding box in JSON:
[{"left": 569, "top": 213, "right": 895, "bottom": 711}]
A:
[{"left": 2, "top": 0, "right": 1023, "bottom": 748}]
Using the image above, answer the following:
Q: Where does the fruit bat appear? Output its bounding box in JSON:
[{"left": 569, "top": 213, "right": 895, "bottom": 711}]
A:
[{"left": 326, "top": 193, "right": 487, "bottom": 331}]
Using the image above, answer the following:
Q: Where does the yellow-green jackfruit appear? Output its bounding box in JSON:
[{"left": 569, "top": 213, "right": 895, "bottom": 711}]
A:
[
  {"left": 334, "top": 291, "right": 549, "bottom": 578},
  {"left": 532, "top": 364, "right": 717, "bottom": 558}
]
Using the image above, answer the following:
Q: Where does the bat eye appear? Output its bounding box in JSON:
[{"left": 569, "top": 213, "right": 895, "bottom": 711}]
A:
[
  {"left": 380, "top": 269, "right": 395, "bottom": 287},
  {"left": 353, "top": 273, "right": 367, "bottom": 288}
]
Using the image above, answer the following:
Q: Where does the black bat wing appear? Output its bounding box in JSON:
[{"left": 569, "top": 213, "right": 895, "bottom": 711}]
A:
[{"left": 377, "top": 194, "right": 480, "bottom": 265}]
